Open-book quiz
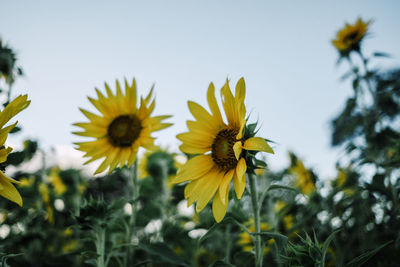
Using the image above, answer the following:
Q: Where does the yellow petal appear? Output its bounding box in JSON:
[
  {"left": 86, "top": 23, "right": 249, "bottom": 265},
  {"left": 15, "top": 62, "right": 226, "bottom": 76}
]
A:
[
  {"left": 233, "top": 141, "right": 242, "bottom": 160},
  {"left": 233, "top": 172, "right": 246, "bottom": 199},
  {"left": 179, "top": 144, "right": 209, "bottom": 155},
  {"left": 0, "top": 147, "right": 13, "bottom": 163},
  {"left": 218, "top": 169, "right": 234, "bottom": 205},
  {"left": 236, "top": 158, "right": 247, "bottom": 183},
  {"left": 173, "top": 155, "right": 214, "bottom": 184},
  {"left": 212, "top": 187, "right": 229, "bottom": 223},
  {"left": 0, "top": 174, "right": 22, "bottom": 206},
  {"left": 235, "top": 77, "right": 246, "bottom": 102},
  {"left": 243, "top": 137, "right": 274, "bottom": 154},
  {"left": 207, "top": 82, "right": 223, "bottom": 124},
  {"left": 236, "top": 119, "right": 245, "bottom": 139},
  {"left": 196, "top": 169, "right": 223, "bottom": 213}
]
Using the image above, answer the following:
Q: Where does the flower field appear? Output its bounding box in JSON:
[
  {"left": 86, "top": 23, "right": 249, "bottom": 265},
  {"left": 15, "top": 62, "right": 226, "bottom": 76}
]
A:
[{"left": 0, "top": 13, "right": 399, "bottom": 267}]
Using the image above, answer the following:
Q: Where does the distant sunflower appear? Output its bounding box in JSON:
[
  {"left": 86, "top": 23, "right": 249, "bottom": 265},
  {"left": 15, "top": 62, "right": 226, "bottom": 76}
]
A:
[
  {"left": 289, "top": 157, "right": 315, "bottom": 195},
  {"left": 0, "top": 95, "right": 30, "bottom": 206},
  {"left": 174, "top": 78, "right": 274, "bottom": 222},
  {"left": 332, "top": 18, "right": 371, "bottom": 54},
  {"left": 74, "top": 79, "right": 172, "bottom": 174}
]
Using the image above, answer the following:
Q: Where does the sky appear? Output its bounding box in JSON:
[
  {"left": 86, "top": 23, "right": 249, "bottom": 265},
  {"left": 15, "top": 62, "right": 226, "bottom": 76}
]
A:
[{"left": 1, "top": 0, "right": 400, "bottom": 178}]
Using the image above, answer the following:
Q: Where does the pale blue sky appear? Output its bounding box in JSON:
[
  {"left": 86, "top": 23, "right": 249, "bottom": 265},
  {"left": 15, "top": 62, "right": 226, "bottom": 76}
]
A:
[{"left": 1, "top": 0, "right": 399, "bottom": 177}]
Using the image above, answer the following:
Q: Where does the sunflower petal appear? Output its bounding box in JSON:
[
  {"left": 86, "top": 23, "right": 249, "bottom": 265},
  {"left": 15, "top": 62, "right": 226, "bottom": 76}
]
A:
[
  {"left": 233, "top": 172, "right": 246, "bottom": 199},
  {"left": 243, "top": 137, "right": 274, "bottom": 154},
  {"left": 212, "top": 188, "right": 229, "bottom": 223},
  {"left": 0, "top": 175, "right": 22, "bottom": 206}
]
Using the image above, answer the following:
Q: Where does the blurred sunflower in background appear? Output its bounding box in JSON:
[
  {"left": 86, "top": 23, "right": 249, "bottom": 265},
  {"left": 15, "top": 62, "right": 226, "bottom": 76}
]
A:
[
  {"left": 0, "top": 94, "right": 30, "bottom": 206},
  {"left": 174, "top": 78, "right": 274, "bottom": 222},
  {"left": 332, "top": 18, "right": 371, "bottom": 55},
  {"left": 73, "top": 79, "right": 172, "bottom": 174},
  {"left": 289, "top": 153, "right": 315, "bottom": 195},
  {"left": 139, "top": 147, "right": 182, "bottom": 188}
]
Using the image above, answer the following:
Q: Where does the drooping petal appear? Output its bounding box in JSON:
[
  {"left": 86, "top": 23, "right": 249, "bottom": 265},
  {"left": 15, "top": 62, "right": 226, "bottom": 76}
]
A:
[
  {"left": 233, "top": 141, "right": 242, "bottom": 160},
  {"left": 212, "top": 187, "right": 229, "bottom": 223},
  {"left": 218, "top": 169, "right": 234, "bottom": 205},
  {"left": 196, "top": 169, "right": 224, "bottom": 212},
  {"left": 243, "top": 137, "right": 274, "bottom": 154},
  {"left": 233, "top": 172, "right": 246, "bottom": 199},
  {"left": 0, "top": 175, "right": 22, "bottom": 206}
]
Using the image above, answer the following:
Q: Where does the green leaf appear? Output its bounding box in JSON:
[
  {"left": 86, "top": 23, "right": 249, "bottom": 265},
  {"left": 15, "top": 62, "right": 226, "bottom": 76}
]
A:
[
  {"left": 321, "top": 229, "right": 341, "bottom": 267},
  {"left": 138, "top": 242, "right": 189, "bottom": 266},
  {"left": 344, "top": 241, "right": 392, "bottom": 267}
]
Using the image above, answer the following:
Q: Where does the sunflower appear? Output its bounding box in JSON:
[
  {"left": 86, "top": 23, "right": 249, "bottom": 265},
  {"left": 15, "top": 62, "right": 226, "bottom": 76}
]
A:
[
  {"left": 332, "top": 18, "right": 371, "bottom": 54},
  {"left": 0, "top": 94, "right": 30, "bottom": 206},
  {"left": 174, "top": 78, "right": 274, "bottom": 222},
  {"left": 289, "top": 157, "right": 315, "bottom": 195},
  {"left": 49, "top": 167, "right": 67, "bottom": 195},
  {"left": 73, "top": 79, "right": 172, "bottom": 174}
]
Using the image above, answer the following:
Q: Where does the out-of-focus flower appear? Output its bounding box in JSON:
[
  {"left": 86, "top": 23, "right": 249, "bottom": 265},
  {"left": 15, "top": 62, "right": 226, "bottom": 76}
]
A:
[
  {"left": 332, "top": 18, "right": 371, "bottom": 55},
  {"left": 49, "top": 167, "right": 67, "bottom": 195},
  {"left": 237, "top": 219, "right": 274, "bottom": 254},
  {"left": 39, "top": 183, "right": 54, "bottom": 224},
  {"left": 290, "top": 155, "right": 315, "bottom": 195},
  {"left": 0, "top": 95, "right": 30, "bottom": 206},
  {"left": 73, "top": 79, "right": 172, "bottom": 174},
  {"left": 174, "top": 78, "right": 273, "bottom": 222},
  {"left": 274, "top": 200, "right": 286, "bottom": 213}
]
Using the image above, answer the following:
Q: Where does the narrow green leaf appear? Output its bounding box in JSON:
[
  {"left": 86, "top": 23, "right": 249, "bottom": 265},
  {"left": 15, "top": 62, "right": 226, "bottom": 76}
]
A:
[
  {"left": 344, "top": 241, "right": 392, "bottom": 267},
  {"left": 321, "top": 229, "right": 341, "bottom": 267}
]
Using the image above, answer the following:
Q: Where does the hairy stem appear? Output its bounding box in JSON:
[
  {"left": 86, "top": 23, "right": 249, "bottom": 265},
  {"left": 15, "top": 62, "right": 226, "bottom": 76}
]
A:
[{"left": 249, "top": 172, "right": 263, "bottom": 267}]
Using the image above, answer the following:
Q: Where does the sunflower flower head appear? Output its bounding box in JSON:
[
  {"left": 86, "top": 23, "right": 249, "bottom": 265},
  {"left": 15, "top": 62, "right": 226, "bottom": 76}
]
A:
[
  {"left": 0, "top": 94, "right": 30, "bottom": 206},
  {"left": 73, "top": 79, "right": 172, "bottom": 174},
  {"left": 289, "top": 153, "right": 315, "bottom": 195},
  {"left": 332, "top": 18, "right": 371, "bottom": 56},
  {"left": 174, "top": 78, "right": 274, "bottom": 222}
]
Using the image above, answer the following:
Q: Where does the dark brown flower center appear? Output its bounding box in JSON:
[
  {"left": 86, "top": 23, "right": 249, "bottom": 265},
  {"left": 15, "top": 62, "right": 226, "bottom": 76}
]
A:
[
  {"left": 211, "top": 128, "right": 239, "bottom": 171},
  {"left": 107, "top": 115, "right": 142, "bottom": 147},
  {"left": 344, "top": 31, "right": 359, "bottom": 43}
]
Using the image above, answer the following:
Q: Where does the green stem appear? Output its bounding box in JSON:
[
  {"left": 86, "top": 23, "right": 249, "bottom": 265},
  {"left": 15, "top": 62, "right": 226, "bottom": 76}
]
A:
[
  {"left": 225, "top": 224, "right": 232, "bottom": 264},
  {"left": 96, "top": 227, "right": 106, "bottom": 267},
  {"left": 127, "top": 159, "right": 139, "bottom": 265},
  {"left": 248, "top": 172, "right": 263, "bottom": 267}
]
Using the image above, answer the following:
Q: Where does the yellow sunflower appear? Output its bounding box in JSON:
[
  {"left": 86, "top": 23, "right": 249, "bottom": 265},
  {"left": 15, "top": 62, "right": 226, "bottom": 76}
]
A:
[
  {"left": 49, "top": 167, "right": 67, "bottom": 195},
  {"left": 289, "top": 156, "right": 315, "bottom": 195},
  {"left": 332, "top": 18, "right": 371, "bottom": 54},
  {"left": 174, "top": 78, "right": 274, "bottom": 222},
  {"left": 73, "top": 79, "right": 172, "bottom": 174},
  {"left": 0, "top": 95, "right": 30, "bottom": 206}
]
